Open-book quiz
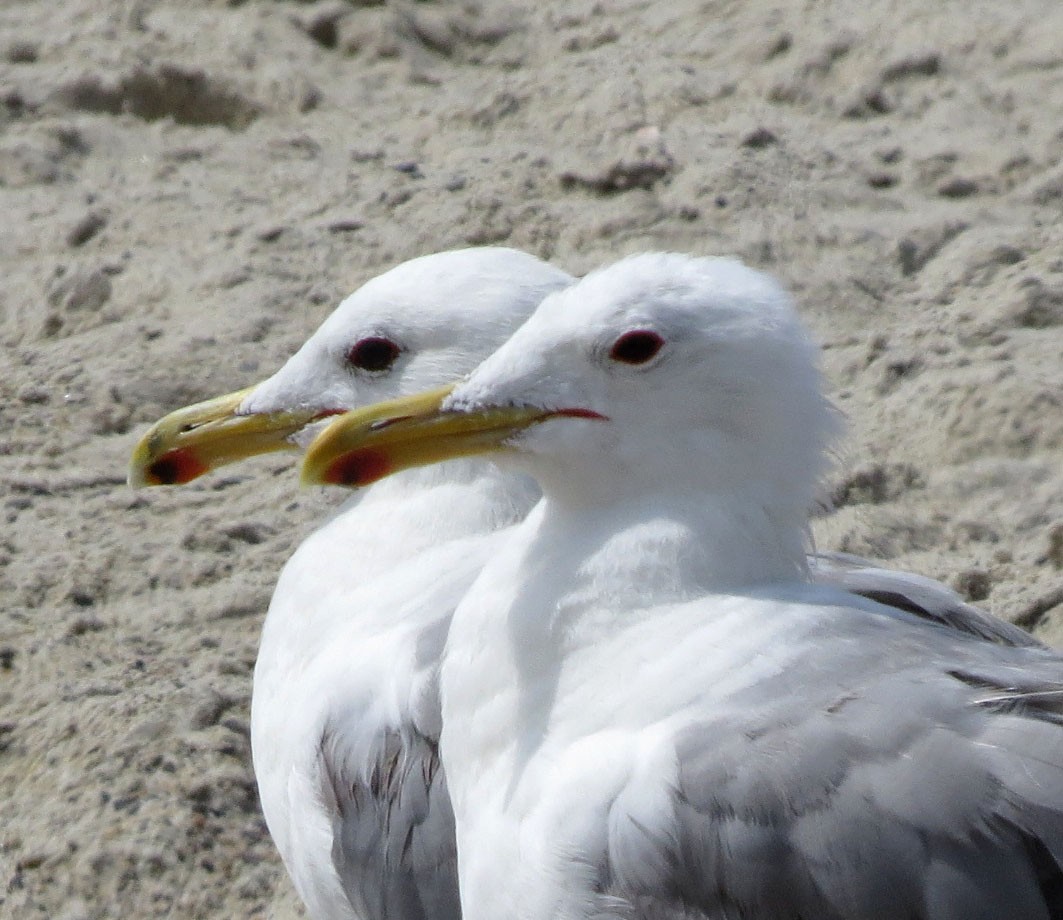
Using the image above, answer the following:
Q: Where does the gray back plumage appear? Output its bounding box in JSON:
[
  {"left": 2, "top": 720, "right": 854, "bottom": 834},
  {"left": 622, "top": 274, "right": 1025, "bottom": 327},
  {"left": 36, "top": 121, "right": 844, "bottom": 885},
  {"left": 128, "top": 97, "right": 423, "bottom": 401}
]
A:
[
  {"left": 593, "top": 598, "right": 1063, "bottom": 919},
  {"left": 809, "top": 550, "right": 1041, "bottom": 648}
]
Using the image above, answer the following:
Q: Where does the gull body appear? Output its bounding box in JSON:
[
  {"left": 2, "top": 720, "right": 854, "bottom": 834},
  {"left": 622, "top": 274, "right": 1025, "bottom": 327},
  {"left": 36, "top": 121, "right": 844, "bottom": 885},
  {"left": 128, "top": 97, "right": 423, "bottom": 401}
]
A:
[
  {"left": 246, "top": 250, "right": 567, "bottom": 919},
  {"left": 131, "top": 247, "right": 1037, "bottom": 920},
  {"left": 130, "top": 247, "right": 572, "bottom": 919},
  {"left": 254, "top": 456, "right": 536, "bottom": 920},
  {"left": 304, "top": 252, "right": 1063, "bottom": 920}
]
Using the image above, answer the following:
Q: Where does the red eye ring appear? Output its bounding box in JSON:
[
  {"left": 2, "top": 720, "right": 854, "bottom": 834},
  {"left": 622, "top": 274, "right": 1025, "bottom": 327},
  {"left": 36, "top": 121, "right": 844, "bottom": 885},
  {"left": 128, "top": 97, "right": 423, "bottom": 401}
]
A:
[
  {"left": 346, "top": 336, "right": 402, "bottom": 372},
  {"left": 609, "top": 330, "right": 665, "bottom": 365}
]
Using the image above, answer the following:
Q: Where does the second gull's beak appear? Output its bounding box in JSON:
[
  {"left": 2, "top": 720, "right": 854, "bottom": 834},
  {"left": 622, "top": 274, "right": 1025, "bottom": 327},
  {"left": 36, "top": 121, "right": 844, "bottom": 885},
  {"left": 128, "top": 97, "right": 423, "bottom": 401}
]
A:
[{"left": 128, "top": 386, "right": 342, "bottom": 488}]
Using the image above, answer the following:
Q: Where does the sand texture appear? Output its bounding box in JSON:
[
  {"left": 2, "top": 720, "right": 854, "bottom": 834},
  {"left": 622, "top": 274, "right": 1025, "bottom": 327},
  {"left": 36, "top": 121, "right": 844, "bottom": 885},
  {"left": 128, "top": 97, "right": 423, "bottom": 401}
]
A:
[{"left": 2, "top": 0, "right": 1062, "bottom": 917}]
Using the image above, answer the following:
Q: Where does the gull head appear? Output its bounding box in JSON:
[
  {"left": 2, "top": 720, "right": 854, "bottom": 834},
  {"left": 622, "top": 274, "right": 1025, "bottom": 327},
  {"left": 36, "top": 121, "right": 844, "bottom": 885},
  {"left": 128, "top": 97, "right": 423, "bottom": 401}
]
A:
[
  {"left": 128, "top": 247, "right": 572, "bottom": 486},
  {"left": 303, "top": 252, "right": 840, "bottom": 520}
]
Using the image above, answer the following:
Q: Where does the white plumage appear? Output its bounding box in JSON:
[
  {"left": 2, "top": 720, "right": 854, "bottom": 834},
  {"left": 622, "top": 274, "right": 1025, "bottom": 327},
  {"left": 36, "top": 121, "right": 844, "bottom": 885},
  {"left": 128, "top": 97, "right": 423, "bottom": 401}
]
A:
[
  {"left": 246, "top": 248, "right": 572, "bottom": 919},
  {"left": 136, "top": 247, "right": 1039, "bottom": 920},
  {"left": 304, "top": 253, "right": 1063, "bottom": 920}
]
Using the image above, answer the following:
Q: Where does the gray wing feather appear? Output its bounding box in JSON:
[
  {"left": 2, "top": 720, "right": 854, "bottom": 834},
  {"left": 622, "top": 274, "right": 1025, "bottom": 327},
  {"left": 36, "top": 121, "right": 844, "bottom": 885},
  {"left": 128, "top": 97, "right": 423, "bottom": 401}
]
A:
[
  {"left": 322, "top": 727, "right": 460, "bottom": 920},
  {"left": 809, "top": 550, "right": 1042, "bottom": 648},
  {"left": 313, "top": 556, "right": 476, "bottom": 920},
  {"left": 600, "top": 616, "right": 1063, "bottom": 919}
]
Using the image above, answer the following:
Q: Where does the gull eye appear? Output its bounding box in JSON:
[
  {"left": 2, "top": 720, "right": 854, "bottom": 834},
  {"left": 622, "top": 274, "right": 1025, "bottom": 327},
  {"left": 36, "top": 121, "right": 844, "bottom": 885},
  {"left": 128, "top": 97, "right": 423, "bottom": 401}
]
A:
[
  {"left": 346, "top": 336, "right": 402, "bottom": 373},
  {"left": 609, "top": 330, "right": 664, "bottom": 366}
]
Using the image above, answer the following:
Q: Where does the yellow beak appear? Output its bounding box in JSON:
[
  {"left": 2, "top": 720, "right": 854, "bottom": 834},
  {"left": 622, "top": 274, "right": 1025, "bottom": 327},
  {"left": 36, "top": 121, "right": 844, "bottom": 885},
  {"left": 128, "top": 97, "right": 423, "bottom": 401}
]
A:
[
  {"left": 300, "top": 385, "right": 563, "bottom": 488},
  {"left": 128, "top": 386, "right": 342, "bottom": 487}
]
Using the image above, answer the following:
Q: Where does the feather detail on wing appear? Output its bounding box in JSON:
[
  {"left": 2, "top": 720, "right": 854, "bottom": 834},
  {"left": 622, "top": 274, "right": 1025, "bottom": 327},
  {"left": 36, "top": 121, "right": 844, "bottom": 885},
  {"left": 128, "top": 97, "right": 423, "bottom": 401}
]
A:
[{"left": 321, "top": 725, "right": 461, "bottom": 920}]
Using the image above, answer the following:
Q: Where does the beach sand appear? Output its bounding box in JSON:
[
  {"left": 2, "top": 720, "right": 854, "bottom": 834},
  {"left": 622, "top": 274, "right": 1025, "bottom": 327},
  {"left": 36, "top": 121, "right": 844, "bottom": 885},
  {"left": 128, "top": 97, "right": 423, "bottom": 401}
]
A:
[{"left": 2, "top": 1, "right": 1061, "bottom": 916}]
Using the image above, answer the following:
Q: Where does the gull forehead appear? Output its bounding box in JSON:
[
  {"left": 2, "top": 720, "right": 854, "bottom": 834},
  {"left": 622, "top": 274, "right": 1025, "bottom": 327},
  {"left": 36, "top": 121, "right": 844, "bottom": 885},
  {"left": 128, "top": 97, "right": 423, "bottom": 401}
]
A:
[
  {"left": 529, "top": 252, "right": 799, "bottom": 336},
  {"left": 306, "top": 246, "right": 571, "bottom": 352}
]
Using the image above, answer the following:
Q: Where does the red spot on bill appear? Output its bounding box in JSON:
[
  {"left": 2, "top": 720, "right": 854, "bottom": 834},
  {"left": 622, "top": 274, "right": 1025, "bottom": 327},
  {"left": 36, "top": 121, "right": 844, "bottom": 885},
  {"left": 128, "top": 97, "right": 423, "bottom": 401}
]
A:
[
  {"left": 148, "top": 448, "right": 209, "bottom": 485},
  {"left": 325, "top": 449, "right": 392, "bottom": 488}
]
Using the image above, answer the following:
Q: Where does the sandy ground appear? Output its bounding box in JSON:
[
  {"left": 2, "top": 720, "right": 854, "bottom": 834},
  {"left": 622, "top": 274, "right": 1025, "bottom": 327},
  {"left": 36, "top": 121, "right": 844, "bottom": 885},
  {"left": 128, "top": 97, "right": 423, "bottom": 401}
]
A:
[{"left": 2, "top": 0, "right": 1062, "bottom": 917}]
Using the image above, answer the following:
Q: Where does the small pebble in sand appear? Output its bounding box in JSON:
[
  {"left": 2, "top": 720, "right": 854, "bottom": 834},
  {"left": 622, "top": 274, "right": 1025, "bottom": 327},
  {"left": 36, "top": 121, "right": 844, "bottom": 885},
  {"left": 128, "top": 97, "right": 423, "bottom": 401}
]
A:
[{"left": 952, "top": 568, "right": 992, "bottom": 602}]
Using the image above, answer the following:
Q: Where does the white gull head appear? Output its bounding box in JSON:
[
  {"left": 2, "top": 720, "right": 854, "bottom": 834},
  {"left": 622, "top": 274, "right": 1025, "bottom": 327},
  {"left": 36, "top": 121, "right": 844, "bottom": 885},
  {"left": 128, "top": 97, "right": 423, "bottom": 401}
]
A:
[
  {"left": 243, "top": 246, "right": 574, "bottom": 446},
  {"left": 446, "top": 252, "right": 841, "bottom": 522}
]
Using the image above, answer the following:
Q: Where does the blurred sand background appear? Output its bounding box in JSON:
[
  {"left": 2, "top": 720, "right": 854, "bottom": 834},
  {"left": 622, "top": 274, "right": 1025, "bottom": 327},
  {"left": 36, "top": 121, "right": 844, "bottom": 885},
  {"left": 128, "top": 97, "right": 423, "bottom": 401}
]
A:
[{"left": 2, "top": 0, "right": 1062, "bottom": 917}]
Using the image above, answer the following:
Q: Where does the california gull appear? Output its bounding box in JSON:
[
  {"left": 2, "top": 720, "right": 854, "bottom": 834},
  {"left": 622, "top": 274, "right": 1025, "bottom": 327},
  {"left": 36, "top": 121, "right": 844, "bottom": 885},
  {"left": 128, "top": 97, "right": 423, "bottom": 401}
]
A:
[
  {"left": 302, "top": 252, "right": 1063, "bottom": 920},
  {"left": 129, "top": 247, "right": 572, "bottom": 920}
]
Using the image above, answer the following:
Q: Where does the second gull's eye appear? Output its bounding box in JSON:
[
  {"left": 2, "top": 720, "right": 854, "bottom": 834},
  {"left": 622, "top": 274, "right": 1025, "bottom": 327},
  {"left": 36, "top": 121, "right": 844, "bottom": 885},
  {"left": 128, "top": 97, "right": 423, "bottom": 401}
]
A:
[
  {"left": 609, "top": 330, "right": 665, "bottom": 366},
  {"left": 346, "top": 337, "right": 402, "bottom": 372}
]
